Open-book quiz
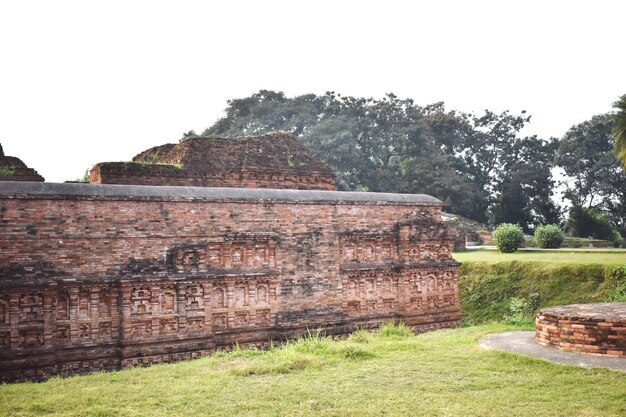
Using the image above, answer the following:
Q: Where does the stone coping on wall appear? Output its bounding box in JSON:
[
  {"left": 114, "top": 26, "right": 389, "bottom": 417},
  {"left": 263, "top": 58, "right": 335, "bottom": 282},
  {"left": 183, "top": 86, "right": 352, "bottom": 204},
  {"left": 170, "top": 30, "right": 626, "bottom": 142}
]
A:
[
  {"left": 539, "top": 303, "right": 626, "bottom": 322},
  {"left": 0, "top": 181, "right": 442, "bottom": 205}
]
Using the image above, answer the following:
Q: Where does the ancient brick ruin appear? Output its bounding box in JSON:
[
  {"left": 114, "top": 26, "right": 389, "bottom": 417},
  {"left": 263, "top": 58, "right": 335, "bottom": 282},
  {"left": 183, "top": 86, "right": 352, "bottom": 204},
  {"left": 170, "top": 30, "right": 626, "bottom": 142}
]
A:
[
  {"left": 89, "top": 132, "right": 336, "bottom": 190},
  {"left": 0, "top": 181, "right": 460, "bottom": 381},
  {"left": 536, "top": 303, "right": 626, "bottom": 357},
  {"left": 0, "top": 133, "right": 460, "bottom": 381},
  {"left": 0, "top": 144, "right": 45, "bottom": 182}
]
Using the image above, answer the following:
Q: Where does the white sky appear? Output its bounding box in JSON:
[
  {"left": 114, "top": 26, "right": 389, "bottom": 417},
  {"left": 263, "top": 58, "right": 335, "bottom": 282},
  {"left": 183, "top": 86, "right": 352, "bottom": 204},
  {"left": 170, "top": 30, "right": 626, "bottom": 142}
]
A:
[{"left": 1, "top": 0, "right": 625, "bottom": 182}]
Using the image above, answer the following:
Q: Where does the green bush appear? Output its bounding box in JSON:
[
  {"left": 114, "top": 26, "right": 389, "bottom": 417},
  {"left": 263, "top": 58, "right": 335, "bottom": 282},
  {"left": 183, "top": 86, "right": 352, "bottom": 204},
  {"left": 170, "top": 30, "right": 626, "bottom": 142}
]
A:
[
  {"left": 504, "top": 294, "right": 540, "bottom": 326},
  {"left": 492, "top": 223, "right": 524, "bottom": 253},
  {"left": 533, "top": 224, "right": 564, "bottom": 248},
  {"left": 566, "top": 207, "right": 625, "bottom": 247},
  {"left": 604, "top": 265, "right": 626, "bottom": 302}
]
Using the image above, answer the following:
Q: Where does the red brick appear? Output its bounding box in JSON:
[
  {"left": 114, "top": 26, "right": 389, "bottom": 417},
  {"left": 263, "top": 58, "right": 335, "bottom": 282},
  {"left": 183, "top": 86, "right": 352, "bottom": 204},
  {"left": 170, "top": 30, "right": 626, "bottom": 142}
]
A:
[{"left": 0, "top": 183, "right": 460, "bottom": 381}]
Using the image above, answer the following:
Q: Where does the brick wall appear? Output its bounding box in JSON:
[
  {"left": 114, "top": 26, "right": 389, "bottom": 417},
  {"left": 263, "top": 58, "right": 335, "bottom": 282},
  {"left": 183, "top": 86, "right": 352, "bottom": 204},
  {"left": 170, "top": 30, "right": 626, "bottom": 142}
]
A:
[
  {"left": 0, "top": 182, "right": 460, "bottom": 381},
  {"left": 536, "top": 303, "right": 626, "bottom": 357},
  {"left": 90, "top": 163, "right": 336, "bottom": 190}
]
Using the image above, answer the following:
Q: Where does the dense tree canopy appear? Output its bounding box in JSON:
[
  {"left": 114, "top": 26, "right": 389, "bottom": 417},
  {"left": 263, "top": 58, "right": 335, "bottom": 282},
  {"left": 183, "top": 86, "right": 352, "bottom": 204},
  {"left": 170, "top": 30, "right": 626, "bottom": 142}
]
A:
[
  {"left": 203, "top": 90, "right": 559, "bottom": 230},
  {"left": 612, "top": 94, "right": 626, "bottom": 170},
  {"left": 555, "top": 114, "right": 626, "bottom": 239}
]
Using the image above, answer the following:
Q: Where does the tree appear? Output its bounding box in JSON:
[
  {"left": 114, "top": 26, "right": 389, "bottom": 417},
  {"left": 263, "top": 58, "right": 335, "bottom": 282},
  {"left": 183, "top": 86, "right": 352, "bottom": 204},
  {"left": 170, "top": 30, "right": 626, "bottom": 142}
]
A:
[
  {"left": 612, "top": 94, "right": 626, "bottom": 170},
  {"left": 203, "top": 90, "right": 558, "bottom": 227},
  {"left": 556, "top": 113, "right": 626, "bottom": 240}
]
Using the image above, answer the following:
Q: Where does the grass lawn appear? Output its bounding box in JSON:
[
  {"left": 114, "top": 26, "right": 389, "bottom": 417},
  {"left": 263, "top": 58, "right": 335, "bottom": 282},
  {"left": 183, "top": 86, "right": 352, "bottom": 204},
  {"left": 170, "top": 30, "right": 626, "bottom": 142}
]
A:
[
  {"left": 1, "top": 324, "right": 625, "bottom": 417},
  {"left": 454, "top": 249, "right": 626, "bottom": 265}
]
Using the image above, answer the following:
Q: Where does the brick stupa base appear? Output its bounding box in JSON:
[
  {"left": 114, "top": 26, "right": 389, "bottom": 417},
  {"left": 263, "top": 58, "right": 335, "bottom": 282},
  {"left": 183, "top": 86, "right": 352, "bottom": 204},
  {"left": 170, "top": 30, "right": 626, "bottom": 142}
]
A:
[{"left": 535, "top": 303, "right": 626, "bottom": 357}]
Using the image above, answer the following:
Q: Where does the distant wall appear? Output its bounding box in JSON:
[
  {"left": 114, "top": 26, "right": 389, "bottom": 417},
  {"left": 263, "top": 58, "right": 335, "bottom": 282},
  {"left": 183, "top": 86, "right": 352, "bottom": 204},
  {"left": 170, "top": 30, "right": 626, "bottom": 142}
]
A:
[
  {"left": 0, "top": 182, "right": 459, "bottom": 381},
  {"left": 90, "top": 162, "right": 336, "bottom": 190}
]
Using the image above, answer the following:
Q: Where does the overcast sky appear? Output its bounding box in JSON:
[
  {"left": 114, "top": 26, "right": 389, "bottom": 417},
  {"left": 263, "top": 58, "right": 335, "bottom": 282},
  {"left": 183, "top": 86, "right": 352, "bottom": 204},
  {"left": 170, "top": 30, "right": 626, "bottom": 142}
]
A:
[{"left": 1, "top": 0, "right": 625, "bottom": 182}]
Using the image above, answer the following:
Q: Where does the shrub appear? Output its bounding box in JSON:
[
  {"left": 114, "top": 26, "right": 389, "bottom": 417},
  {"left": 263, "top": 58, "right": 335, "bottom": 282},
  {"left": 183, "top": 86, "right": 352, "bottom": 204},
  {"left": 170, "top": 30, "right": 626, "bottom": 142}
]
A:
[
  {"left": 566, "top": 206, "right": 624, "bottom": 246},
  {"left": 492, "top": 223, "right": 524, "bottom": 253},
  {"left": 0, "top": 165, "right": 15, "bottom": 178},
  {"left": 605, "top": 265, "right": 626, "bottom": 302},
  {"left": 504, "top": 293, "right": 540, "bottom": 326},
  {"left": 533, "top": 224, "right": 565, "bottom": 248}
]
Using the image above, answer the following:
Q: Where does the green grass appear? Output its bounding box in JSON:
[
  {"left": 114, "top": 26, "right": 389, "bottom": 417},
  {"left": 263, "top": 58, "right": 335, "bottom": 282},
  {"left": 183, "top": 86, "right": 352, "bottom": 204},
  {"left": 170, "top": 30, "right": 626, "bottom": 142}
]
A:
[
  {"left": 2, "top": 324, "right": 625, "bottom": 417},
  {"left": 454, "top": 249, "right": 626, "bottom": 265},
  {"left": 455, "top": 252, "right": 626, "bottom": 325}
]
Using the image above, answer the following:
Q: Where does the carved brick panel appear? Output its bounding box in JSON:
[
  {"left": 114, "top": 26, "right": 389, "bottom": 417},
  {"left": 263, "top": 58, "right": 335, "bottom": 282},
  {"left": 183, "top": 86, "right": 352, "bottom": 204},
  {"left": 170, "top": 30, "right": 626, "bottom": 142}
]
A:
[
  {"left": 168, "top": 236, "right": 277, "bottom": 273},
  {"left": 404, "top": 268, "right": 458, "bottom": 312},
  {"left": 341, "top": 270, "right": 400, "bottom": 315},
  {"left": 339, "top": 235, "right": 396, "bottom": 264}
]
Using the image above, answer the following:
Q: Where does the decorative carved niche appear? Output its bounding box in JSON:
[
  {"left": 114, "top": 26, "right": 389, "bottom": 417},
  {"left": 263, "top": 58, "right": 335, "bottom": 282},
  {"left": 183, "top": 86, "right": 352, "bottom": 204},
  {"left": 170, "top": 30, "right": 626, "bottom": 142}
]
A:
[
  {"left": 362, "top": 244, "right": 374, "bottom": 261},
  {"left": 159, "top": 318, "right": 178, "bottom": 334},
  {"left": 380, "top": 244, "right": 393, "bottom": 260},
  {"left": 186, "top": 317, "right": 204, "bottom": 331},
  {"left": 364, "top": 274, "right": 376, "bottom": 297},
  {"left": 131, "top": 287, "right": 152, "bottom": 315},
  {"left": 254, "top": 246, "right": 268, "bottom": 264},
  {"left": 0, "top": 297, "right": 9, "bottom": 325},
  {"left": 19, "top": 292, "right": 43, "bottom": 323},
  {"left": 78, "top": 289, "right": 91, "bottom": 319},
  {"left": 235, "top": 284, "right": 248, "bottom": 307},
  {"left": 132, "top": 321, "right": 152, "bottom": 338},
  {"left": 19, "top": 329, "right": 43, "bottom": 349},
  {"left": 99, "top": 323, "right": 111, "bottom": 338},
  {"left": 56, "top": 291, "right": 69, "bottom": 320},
  {"left": 342, "top": 244, "right": 356, "bottom": 262},
  {"left": 256, "top": 309, "right": 271, "bottom": 324},
  {"left": 55, "top": 325, "right": 70, "bottom": 342},
  {"left": 185, "top": 285, "right": 204, "bottom": 311},
  {"left": 79, "top": 323, "right": 91, "bottom": 340},
  {"left": 206, "top": 245, "right": 221, "bottom": 266},
  {"left": 256, "top": 284, "right": 269, "bottom": 305},
  {"left": 212, "top": 313, "right": 227, "bottom": 328},
  {"left": 99, "top": 288, "right": 112, "bottom": 317},
  {"left": 381, "top": 273, "right": 398, "bottom": 295},
  {"left": 212, "top": 286, "right": 226, "bottom": 309},
  {"left": 0, "top": 331, "right": 10, "bottom": 349},
  {"left": 347, "top": 301, "right": 361, "bottom": 313},
  {"left": 178, "top": 249, "right": 200, "bottom": 272},
  {"left": 231, "top": 246, "right": 244, "bottom": 266},
  {"left": 346, "top": 276, "right": 359, "bottom": 298},
  {"left": 234, "top": 311, "right": 250, "bottom": 326},
  {"left": 425, "top": 274, "right": 439, "bottom": 308},
  {"left": 159, "top": 285, "right": 177, "bottom": 314}
]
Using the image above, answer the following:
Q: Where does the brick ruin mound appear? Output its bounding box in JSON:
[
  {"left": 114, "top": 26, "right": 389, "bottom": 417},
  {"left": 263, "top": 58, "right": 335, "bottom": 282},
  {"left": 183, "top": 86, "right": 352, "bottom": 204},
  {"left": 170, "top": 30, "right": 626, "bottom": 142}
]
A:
[
  {"left": 536, "top": 302, "right": 626, "bottom": 357},
  {"left": 0, "top": 143, "right": 45, "bottom": 182},
  {"left": 89, "top": 132, "right": 336, "bottom": 190}
]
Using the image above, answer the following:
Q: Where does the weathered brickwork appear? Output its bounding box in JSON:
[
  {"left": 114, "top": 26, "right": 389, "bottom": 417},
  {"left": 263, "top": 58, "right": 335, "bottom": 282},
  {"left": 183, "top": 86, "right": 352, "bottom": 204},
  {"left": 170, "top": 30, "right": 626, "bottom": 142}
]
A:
[
  {"left": 0, "top": 144, "right": 45, "bottom": 182},
  {"left": 536, "top": 303, "right": 626, "bottom": 357},
  {"left": 90, "top": 133, "right": 336, "bottom": 190},
  {"left": 0, "top": 182, "right": 460, "bottom": 381}
]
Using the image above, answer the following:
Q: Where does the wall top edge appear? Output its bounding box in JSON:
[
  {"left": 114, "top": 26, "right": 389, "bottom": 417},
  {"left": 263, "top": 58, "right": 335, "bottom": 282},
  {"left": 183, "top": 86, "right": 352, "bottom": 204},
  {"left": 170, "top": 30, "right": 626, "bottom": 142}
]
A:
[{"left": 0, "top": 181, "right": 443, "bottom": 205}]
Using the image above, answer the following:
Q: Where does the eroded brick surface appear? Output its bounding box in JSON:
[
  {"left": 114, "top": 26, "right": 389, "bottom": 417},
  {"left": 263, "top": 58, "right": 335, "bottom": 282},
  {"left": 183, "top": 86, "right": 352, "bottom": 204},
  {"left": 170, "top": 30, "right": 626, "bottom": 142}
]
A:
[
  {"left": 0, "top": 144, "right": 44, "bottom": 182},
  {"left": 0, "top": 184, "right": 459, "bottom": 381},
  {"left": 536, "top": 303, "right": 626, "bottom": 357},
  {"left": 90, "top": 133, "right": 336, "bottom": 190}
]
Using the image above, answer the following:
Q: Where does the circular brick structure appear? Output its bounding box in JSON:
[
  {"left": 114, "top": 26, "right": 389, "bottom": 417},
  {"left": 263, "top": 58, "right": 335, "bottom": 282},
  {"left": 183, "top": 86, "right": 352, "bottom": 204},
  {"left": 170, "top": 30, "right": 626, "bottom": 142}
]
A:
[{"left": 535, "top": 302, "right": 626, "bottom": 357}]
